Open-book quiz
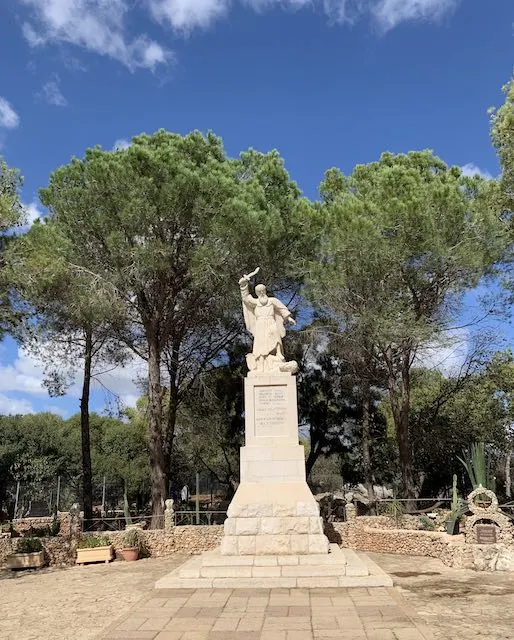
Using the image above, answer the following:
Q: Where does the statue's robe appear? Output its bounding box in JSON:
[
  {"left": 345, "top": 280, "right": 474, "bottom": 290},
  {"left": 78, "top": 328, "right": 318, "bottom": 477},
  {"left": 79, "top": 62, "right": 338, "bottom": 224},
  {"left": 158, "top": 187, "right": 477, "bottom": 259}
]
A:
[{"left": 240, "top": 282, "right": 291, "bottom": 358}]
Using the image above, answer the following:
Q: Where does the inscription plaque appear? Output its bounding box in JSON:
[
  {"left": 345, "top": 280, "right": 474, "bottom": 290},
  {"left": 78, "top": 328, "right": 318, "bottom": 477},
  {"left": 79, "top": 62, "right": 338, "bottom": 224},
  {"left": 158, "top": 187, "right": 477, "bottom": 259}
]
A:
[
  {"left": 254, "top": 385, "right": 288, "bottom": 437},
  {"left": 476, "top": 524, "right": 497, "bottom": 544}
]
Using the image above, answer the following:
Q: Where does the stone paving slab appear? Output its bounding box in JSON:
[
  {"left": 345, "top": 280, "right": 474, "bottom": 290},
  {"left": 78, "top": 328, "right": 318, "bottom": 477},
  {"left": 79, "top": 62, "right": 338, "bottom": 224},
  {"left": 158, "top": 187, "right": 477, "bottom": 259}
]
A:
[{"left": 100, "top": 587, "right": 434, "bottom": 640}]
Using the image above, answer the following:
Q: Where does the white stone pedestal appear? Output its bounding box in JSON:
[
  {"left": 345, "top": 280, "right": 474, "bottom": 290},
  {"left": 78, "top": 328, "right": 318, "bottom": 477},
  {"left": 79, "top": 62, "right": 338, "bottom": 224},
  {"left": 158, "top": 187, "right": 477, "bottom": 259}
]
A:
[
  {"left": 220, "top": 375, "right": 329, "bottom": 555},
  {"left": 154, "top": 371, "right": 392, "bottom": 589}
]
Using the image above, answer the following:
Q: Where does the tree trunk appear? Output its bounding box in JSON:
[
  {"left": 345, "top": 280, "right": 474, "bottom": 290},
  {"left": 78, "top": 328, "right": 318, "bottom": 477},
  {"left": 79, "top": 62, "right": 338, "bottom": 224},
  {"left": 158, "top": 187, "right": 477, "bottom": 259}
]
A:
[
  {"left": 80, "top": 326, "right": 94, "bottom": 528},
  {"left": 386, "top": 347, "right": 416, "bottom": 508},
  {"left": 147, "top": 328, "right": 167, "bottom": 528},
  {"left": 361, "top": 385, "right": 375, "bottom": 505},
  {"left": 506, "top": 450, "right": 512, "bottom": 499}
]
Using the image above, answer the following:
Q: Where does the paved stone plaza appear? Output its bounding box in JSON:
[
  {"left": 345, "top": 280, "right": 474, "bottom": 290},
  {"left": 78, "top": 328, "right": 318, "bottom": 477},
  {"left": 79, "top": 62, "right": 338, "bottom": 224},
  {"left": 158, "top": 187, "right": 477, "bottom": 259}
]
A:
[
  {"left": 101, "top": 585, "right": 433, "bottom": 640},
  {"left": 2, "top": 553, "right": 513, "bottom": 639}
]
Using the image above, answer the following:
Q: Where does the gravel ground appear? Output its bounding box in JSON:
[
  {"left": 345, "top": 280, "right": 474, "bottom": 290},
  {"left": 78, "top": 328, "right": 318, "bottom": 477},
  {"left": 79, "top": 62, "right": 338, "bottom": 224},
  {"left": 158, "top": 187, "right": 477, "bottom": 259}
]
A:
[
  {"left": 0, "top": 556, "right": 185, "bottom": 640},
  {"left": 370, "top": 553, "right": 514, "bottom": 640}
]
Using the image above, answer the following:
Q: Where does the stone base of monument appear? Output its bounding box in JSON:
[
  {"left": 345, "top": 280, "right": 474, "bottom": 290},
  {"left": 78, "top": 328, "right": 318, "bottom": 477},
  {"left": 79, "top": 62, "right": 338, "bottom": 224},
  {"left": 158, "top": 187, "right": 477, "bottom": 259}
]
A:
[
  {"left": 155, "top": 544, "right": 392, "bottom": 589},
  {"left": 220, "top": 481, "right": 329, "bottom": 555}
]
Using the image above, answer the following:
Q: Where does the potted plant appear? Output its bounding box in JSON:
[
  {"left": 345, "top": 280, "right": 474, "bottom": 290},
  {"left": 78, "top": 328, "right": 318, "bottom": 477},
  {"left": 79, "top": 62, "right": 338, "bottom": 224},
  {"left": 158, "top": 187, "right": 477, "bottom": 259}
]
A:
[
  {"left": 446, "top": 474, "right": 465, "bottom": 535},
  {"left": 119, "top": 527, "right": 147, "bottom": 562},
  {"left": 7, "top": 537, "right": 46, "bottom": 569},
  {"left": 76, "top": 535, "right": 113, "bottom": 565}
]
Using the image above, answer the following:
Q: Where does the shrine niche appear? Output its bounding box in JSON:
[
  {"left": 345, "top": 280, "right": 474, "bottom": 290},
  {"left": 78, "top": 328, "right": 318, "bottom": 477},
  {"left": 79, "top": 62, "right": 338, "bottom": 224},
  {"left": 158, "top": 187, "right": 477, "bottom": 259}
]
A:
[{"left": 465, "top": 485, "right": 513, "bottom": 545}]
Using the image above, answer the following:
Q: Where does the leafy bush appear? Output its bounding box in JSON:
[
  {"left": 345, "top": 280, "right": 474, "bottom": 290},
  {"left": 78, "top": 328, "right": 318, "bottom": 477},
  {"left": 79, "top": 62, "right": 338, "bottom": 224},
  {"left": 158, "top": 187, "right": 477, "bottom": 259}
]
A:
[
  {"left": 120, "top": 527, "right": 149, "bottom": 558},
  {"left": 418, "top": 515, "right": 436, "bottom": 531},
  {"left": 16, "top": 537, "right": 43, "bottom": 553},
  {"left": 49, "top": 516, "right": 61, "bottom": 536},
  {"left": 76, "top": 535, "right": 111, "bottom": 549}
]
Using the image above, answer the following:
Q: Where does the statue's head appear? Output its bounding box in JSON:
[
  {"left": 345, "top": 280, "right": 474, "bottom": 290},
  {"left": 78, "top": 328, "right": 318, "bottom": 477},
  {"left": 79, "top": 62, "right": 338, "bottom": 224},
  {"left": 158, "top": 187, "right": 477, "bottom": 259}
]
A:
[{"left": 255, "top": 284, "right": 268, "bottom": 303}]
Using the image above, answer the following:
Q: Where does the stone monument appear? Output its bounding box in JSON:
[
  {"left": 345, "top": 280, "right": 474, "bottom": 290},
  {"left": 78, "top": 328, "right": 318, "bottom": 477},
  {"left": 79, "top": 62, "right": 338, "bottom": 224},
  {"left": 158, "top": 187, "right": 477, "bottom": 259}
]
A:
[
  {"left": 221, "top": 269, "right": 329, "bottom": 555},
  {"left": 155, "top": 269, "right": 391, "bottom": 588}
]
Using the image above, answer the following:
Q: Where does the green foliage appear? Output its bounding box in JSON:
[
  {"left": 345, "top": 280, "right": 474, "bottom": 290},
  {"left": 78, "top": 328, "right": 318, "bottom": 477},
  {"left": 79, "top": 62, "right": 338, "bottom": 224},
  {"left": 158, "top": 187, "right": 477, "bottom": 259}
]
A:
[
  {"left": 418, "top": 515, "right": 436, "bottom": 531},
  {"left": 458, "top": 442, "right": 496, "bottom": 491},
  {"left": 0, "top": 157, "right": 24, "bottom": 232},
  {"left": 379, "top": 494, "right": 405, "bottom": 526},
  {"left": 35, "top": 130, "right": 314, "bottom": 519},
  {"left": 120, "top": 527, "right": 148, "bottom": 557},
  {"left": 76, "top": 535, "right": 111, "bottom": 549},
  {"left": 491, "top": 77, "right": 514, "bottom": 216},
  {"left": 307, "top": 150, "right": 507, "bottom": 497},
  {"left": 16, "top": 537, "right": 43, "bottom": 553}
]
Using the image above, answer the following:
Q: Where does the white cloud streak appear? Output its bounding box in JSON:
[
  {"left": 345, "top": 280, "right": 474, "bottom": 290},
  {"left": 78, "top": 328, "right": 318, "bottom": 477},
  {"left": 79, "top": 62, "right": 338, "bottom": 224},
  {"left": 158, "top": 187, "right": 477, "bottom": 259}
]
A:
[
  {"left": 19, "top": 0, "right": 172, "bottom": 71},
  {"left": 113, "top": 138, "right": 131, "bottom": 150},
  {"left": 40, "top": 75, "right": 68, "bottom": 106},
  {"left": 460, "top": 163, "right": 494, "bottom": 180},
  {"left": 0, "top": 98, "right": 20, "bottom": 129},
  {"left": 14, "top": 0, "right": 461, "bottom": 70},
  {"left": 0, "top": 346, "right": 145, "bottom": 413},
  {"left": 22, "top": 200, "right": 45, "bottom": 226}
]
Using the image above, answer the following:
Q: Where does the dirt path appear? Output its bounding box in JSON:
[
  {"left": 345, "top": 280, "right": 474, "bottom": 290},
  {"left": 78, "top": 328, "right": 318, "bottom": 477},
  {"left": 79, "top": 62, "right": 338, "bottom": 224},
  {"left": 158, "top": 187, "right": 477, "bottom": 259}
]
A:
[
  {"left": 0, "top": 556, "right": 185, "bottom": 640},
  {"left": 370, "top": 553, "right": 514, "bottom": 640}
]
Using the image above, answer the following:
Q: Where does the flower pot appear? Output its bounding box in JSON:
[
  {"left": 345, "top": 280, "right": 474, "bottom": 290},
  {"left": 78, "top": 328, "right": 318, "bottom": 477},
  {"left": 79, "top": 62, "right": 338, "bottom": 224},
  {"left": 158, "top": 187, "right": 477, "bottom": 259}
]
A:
[
  {"left": 120, "top": 547, "right": 139, "bottom": 561},
  {"left": 446, "top": 519, "right": 459, "bottom": 535},
  {"left": 76, "top": 545, "right": 113, "bottom": 565},
  {"left": 6, "top": 551, "right": 45, "bottom": 569}
]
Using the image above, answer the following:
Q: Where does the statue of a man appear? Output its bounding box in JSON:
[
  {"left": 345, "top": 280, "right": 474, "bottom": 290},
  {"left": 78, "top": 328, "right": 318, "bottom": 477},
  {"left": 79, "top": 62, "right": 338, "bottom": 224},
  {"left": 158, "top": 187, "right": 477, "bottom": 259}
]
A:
[{"left": 239, "top": 269, "right": 298, "bottom": 375}]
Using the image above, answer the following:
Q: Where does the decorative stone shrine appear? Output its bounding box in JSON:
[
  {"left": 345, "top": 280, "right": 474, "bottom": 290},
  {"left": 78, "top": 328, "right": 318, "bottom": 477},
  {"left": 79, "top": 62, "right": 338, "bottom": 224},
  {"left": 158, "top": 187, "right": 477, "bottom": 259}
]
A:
[
  {"left": 465, "top": 485, "right": 513, "bottom": 545},
  {"left": 155, "top": 269, "right": 391, "bottom": 588}
]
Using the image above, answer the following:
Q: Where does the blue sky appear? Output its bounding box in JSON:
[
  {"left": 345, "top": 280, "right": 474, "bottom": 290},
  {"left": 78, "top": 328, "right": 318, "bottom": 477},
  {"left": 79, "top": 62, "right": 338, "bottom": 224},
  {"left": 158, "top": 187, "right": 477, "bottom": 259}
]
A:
[{"left": 0, "top": 0, "right": 512, "bottom": 418}]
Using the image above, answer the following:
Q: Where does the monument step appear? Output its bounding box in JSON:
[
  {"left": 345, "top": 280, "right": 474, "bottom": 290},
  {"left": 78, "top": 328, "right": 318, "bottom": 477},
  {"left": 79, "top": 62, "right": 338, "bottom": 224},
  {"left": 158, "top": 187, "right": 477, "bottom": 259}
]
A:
[{"left": 157, "top": 545, "right": 391, "bottom": 589}]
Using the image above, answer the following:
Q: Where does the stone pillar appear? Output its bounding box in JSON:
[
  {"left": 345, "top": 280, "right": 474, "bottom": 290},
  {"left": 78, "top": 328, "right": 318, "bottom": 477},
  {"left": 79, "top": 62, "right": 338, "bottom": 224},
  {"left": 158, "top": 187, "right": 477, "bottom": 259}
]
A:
[
  {"left": 345, "top": 503, "right": 357, "bottom": 522},
  {"left": 164, "top": 499, "right": 175, "bottom": 532},
  {"left": 221, "top": 374, "right": 329, "bottom": 555}
]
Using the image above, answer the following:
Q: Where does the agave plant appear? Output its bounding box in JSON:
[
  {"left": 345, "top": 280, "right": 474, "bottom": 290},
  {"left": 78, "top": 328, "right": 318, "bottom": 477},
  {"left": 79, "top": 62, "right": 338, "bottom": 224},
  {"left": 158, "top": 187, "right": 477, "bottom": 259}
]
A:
[{"left": 457, "top": 442, "right": 495, "bottom": 491}]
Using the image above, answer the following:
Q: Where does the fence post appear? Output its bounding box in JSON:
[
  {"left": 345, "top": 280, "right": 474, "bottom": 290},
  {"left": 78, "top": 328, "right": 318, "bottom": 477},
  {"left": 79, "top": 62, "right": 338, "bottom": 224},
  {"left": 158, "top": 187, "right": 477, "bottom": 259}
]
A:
[
  {"left": 195, "top": 472, "right": 200, "bottom": 525},
  {"left": 13, "top": 481, "right": 20, "bottom": 519},
  {"left": 101, "top": 475, "right": 106, "bottom": 516},
  {"left": 56, "top": 476, "right": 61, "bottom": 513}
]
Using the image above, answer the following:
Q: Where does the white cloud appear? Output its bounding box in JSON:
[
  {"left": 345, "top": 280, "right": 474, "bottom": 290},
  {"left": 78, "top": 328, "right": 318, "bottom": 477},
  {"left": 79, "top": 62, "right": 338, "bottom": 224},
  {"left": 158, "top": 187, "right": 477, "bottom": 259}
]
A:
[
  {"left": 39, "top": 75, "right": 68, "bottom": 106},
  {"left": 113, "top": 138, "right": 131, "bottom": 150},
  {"left": 415, "top": 328, "right": 469, "bottom": 376},
  {"left": 0, "top": 345, "right": 144, "bottom": 409},
  {"left": 23, "top": 200, "right": 45, "bottom": 226},
  {"left": 19, "top": 0, "right": 172, "bottom": 71},
  {"left": 460, "top": 163, "right": 494, "bottom": 180},
  {"left": 0, "top": 97, "right": 20, "bottom": 129},
  {"left": 147, "top": 0, "right": 231, "bottom": 31},
  {"left": 14, "top": 0, "right": 463, "bottom": 66},
  {"left": 0, "top": 394, "right": 35, "bottom": 415},
  {"left": 370, "top": 0, "right": 459, "bottom": 32}
]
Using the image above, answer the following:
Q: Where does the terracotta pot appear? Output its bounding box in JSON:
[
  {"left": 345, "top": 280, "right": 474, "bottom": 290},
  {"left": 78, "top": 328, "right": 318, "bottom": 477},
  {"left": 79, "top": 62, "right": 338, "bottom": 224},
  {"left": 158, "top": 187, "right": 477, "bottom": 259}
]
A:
[{"left": 120, "top": 547, "right": 139, "bottom": 561}]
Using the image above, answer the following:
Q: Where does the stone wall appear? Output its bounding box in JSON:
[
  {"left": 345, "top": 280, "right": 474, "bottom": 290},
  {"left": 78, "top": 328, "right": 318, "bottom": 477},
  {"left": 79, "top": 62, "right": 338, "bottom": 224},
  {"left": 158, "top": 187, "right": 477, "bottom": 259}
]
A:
[
  {"left": 329, "top": 520, "right": 465, "bottom": 564},
  {"left": 6, "top": 512, "right": 72, "bottom": 537},
  {"left": 0, "top": 525, "right": 224, "bottom": 568},
  {"left": 0, "top": 536, "right": 75, "bottom": 567}
]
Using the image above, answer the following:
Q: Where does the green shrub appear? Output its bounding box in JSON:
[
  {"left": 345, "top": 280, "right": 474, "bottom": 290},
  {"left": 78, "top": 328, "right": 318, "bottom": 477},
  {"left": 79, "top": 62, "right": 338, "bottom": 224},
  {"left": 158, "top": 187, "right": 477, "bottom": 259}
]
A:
[
  {"left": 49, "top": 516, "right": 61, "bottom": 536},
  {"left": 76, "top": 535, "right": 111, "bottom": 549},
  {"left": 418, "top": 515, "right": 436, "bottom": 531},
  {"left": 120, "top": 527, "right": 149, "bottom": 558},
  {"left": 16, "top": 537, "right": 43, "bottom": 553}
]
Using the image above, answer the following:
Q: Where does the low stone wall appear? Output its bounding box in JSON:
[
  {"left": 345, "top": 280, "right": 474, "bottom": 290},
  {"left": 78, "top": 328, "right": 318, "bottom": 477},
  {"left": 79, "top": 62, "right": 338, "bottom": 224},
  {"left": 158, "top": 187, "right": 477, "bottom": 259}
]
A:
[
  {"left": 7, "top": 512, "right": 72, "bottom": 537},
  {"left": 0, "top": 536, "right": 75, "bottom": 567},
  {"left": 105, "top": 525, "right": 223, "bottom": 557},
  {"left": 0, "top": 525, "right": 224, "bottom": 568},
  {"left": 329, "top": 520, "right": 465, "bottom": 564}
]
